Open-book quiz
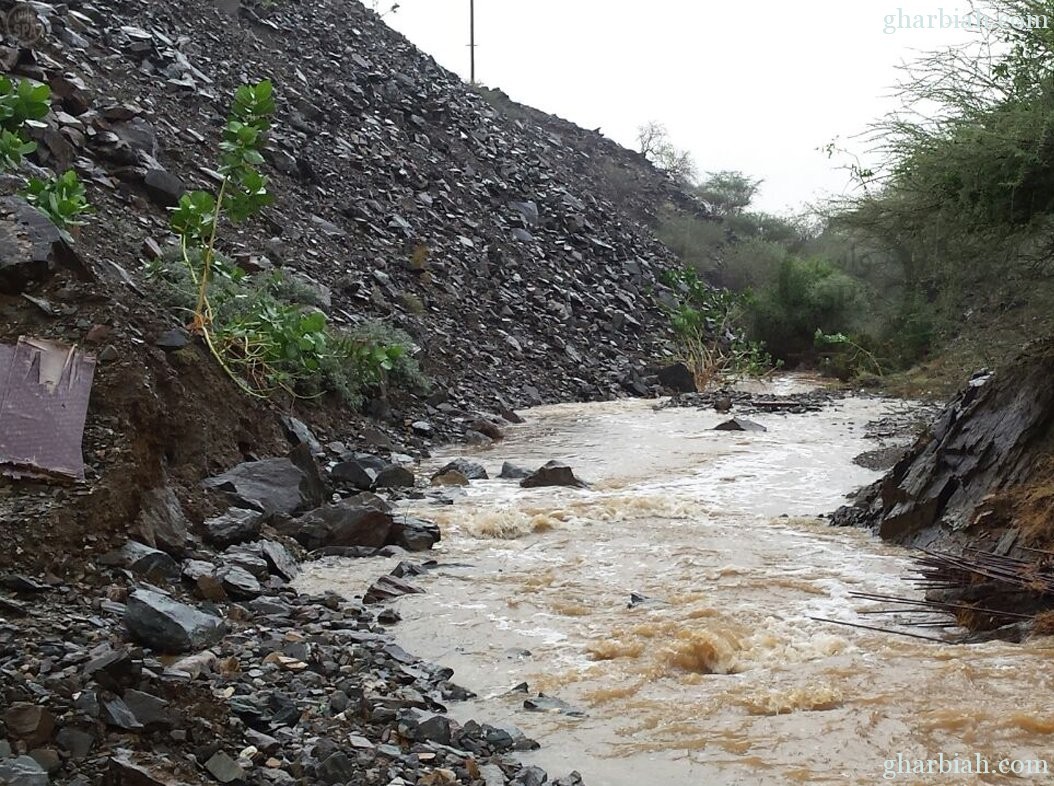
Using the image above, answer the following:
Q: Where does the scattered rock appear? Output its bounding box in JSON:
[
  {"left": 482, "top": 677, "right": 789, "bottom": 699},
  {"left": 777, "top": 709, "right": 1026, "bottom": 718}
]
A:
[
  {"left": 364, "top": 574, "right": 424, "bottom": 604},
  {"left": 203, "top": 457, "right": 323, "bottom": 516},
  {"left": 373, "top": 464, "right": 415, "bottom": 489},
  {"left": 124, "top": 588, "right": 227, "bottom": 653},
  {"left": 520, "top": 460, "right": 589, "bottom": 489},
  {"left": 498, "top": 461, "right": 531, "bottom": 480},
  {"left": 713, "top": 417, "right": 767, "bottom": 432},
  {"left": 657, "top": 362, "right": 697, "bottom": 393},
  {"left": 282, "top": 499, "right": 393, "bottom": 551},
  {"left": 430, "top": 468, "right": 469, "bottom": 487},
  {"left": 437, "top": 458, "right": 488, "bottom": 480},
  {"left": 203, "top": 508, "right": 264, "bottom": 547}
]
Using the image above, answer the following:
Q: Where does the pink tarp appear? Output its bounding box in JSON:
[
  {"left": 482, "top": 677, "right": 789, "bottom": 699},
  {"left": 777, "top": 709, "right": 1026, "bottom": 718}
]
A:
[{"left": 0, "top": 337, "right": 96, "bottom": 481}]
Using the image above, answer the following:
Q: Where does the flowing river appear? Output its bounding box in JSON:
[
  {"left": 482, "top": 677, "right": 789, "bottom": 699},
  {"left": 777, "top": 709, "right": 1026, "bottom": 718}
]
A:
[{"left": 298, "top": 380, "right": 1054, "bottom": 784}]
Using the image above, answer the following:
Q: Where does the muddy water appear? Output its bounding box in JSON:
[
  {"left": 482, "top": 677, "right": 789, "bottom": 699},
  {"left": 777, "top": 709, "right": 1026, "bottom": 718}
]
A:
[{"left": 299, "top": 382, "right": 1054, "bottom": 785}]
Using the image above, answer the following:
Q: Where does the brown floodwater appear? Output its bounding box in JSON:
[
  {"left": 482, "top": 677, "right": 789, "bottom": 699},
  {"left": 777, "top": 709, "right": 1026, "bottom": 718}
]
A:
[{"left": 298, "top": 379, "right": 1054, "bottom": 785}]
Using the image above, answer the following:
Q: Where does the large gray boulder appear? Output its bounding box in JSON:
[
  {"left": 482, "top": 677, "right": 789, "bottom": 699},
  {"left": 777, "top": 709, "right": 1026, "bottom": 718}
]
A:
[
  {"left": 124, "top": 589, "right": 226, "bottom": 654},
  {"left": 520, "top": 460, "right": 588, "bottom": 489},
  {"left": 203, "top": 450, "right": 323, "bottom": 515},
  {"left": 282, "top": 498, "right": 394, "bottom": 551}
]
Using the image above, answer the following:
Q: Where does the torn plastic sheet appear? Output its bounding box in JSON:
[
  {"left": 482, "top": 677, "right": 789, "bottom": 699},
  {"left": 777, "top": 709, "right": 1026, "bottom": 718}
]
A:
[{"left": 0, "top": 336, "right": 96, "bottom": 481}]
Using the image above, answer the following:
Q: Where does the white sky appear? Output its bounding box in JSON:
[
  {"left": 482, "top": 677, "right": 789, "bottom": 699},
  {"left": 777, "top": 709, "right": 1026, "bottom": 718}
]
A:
[{"left": 380, "top": 1, "right": 983, "bottom": 214}]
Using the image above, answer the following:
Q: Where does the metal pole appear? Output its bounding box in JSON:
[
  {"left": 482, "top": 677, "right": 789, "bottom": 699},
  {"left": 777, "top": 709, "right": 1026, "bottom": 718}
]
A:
[{"left": 469, "top": 0, "right": 475, "bottom": 84}]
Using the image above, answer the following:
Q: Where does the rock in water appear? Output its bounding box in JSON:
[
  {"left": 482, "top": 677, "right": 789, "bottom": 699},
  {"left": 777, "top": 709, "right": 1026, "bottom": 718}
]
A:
[
  {"left": 124, "top": 589, "right": 226, "bottom": 653},
  {"left": 436, "top": 458, "right": 489, "bottom": 480},
  {"left": 281, "top": 499, "right": 394, "bottom": 550},
  {"left": 520, "top": 460, "right": 588, "bottom": 488},
  {"left": 499, "top": 461, "right": 531, "bottom": 479},
  {"left": 657, "top": 362, "right": 697, "bottom": 393},
  {"left": 713, "top": 417, "right": 767, "bottom": 432}
]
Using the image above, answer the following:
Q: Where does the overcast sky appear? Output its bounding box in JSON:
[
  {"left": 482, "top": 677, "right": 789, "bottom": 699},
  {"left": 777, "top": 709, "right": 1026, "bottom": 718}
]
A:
[{"left": 379, "top": 1, "right": 982, "bottom": 213}]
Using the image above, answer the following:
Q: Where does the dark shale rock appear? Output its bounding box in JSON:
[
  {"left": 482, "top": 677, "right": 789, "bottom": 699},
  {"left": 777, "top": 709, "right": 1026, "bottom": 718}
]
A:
[
  {"left": 520, "top": 460, "right": 589, "bottom": 489},
  {"left": 203, "top": 508, "right": 264, "bottom": 547},
  {"left": 436, "top": 458, "right": 489, "bottom": 480},
  {"left": 364, "top": 574, "right": 424, "bottom": 604},
  {"left": 713, "top": 417, "right": 767, "bottom": 432},
  {"left": 0, "top": 196, "right": 79, "bottom": 295},
  {"left": 282, "top": 499, "right": 394, "bottom": 550},
  {"left": 0, "top": 756, "right": 48, "bottom": 786},
  {"left": 499, "top": 461, "right": 532, "bottom": 480},
  {"left": 387, "top": 517, "right": 441, "bottom": 552},
  {"left": 330, "top": 459, "right": 377, "bottom": 490},
  {"left": 135, "top": 485, "right": 191, "bottom": 558},
  {"left": 124, "top": 589, "right": 226, "bottom": 653},
  {"left": 832, "top": 349, "right": 1054, "bottom": 549},
  {"left": 101, "top": 541, "right": 180, "bottom": 582},
  {"left": 657, "top": 362, "right": 697, "bottom": 393},
  {"left": 142, "top": 167, "right": 185, "bottom": 206},
  {"left": 373, "top": 463, "right": 415, "bottom": 489},
  {"left": 203, "top": 456, "right": 323, "bottom": 516}
]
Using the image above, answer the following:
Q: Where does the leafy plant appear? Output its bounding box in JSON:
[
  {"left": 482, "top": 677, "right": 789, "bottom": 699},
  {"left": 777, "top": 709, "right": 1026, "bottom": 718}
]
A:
[
  {"left": 814, "top": 329, "right": 883, "bottom": 379},
  {"left": 169, "top": 80, "right": 275, "bottom": 391},
  {"left": 0, "top": 78, "right": 47, "bottom": 171},
  {"left": 0, "top": 77, "right": 50, "bottom": 133},
  {"left": 660, "top": 266, "right": 776, "bottom": 389},
  {"left": 22, "top": 170, "right": 90, "bottom": 229},
  {"left": 0, "top": 129, "right": 35, "bottom": 169}
]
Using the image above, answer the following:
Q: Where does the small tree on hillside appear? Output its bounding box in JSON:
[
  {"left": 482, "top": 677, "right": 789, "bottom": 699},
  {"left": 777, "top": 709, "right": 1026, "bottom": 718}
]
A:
[
  {"left": 636, "top": 121, "right": 698, "bottom": 184},
  {"left": 695, "top": 170, "right": 762, "bottom": 216}
]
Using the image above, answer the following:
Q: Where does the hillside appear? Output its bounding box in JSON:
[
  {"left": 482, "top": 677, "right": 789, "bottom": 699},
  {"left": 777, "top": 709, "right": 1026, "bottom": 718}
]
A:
[{"left": 0, "top": 0, "right": 703, "bottom": 573}]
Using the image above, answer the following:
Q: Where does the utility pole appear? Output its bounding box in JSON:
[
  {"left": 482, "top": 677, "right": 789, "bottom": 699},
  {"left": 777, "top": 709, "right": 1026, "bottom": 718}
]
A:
[{"left": 469, "top": 0, "right": 476, "bottom": 84}]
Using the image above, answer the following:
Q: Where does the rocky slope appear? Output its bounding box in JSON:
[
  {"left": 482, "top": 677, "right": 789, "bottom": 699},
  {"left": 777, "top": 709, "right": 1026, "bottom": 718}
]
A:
[
  {"left": 0, "top": 0, "right": 705, "bottom": 573},
  {"left": 0, "top": 0, "right": 713, "bottom": 782},
  {"left": 833, "top": 339, "right": 1054, "bottom": 636}
]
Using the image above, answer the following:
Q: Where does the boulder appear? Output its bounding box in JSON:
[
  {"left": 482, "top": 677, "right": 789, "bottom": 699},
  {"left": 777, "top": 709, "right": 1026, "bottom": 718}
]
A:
[
  {"left": 135, "top": 485, "right": 190, "bottom": 557},
  {"left": 203, "top": 453, "right": 323, "bottom": 516},
  {"left": 124, "top": 589, "right": 226, "bottom": 654},
  {"left": 430, "top": 469, "right": 469, "bottom": 487},
  {"left": 260, "top": 539, "right": 298, "bottom": 582},
  {"left": 713, "top": 417, "right": 767, "bottom": 432},
  {"left": 330, "top": 459, "right": 377, "bottom": 490},
  {"left": 4, "top": 703, "right": 55, "bottom": 747},
  {"left": 373, "top": 464, "right": 415, "bottom": 489},
  {"left": 0, "top": 196, "right": 83, "bottom": 295},
  {"left": 498, "top": 461, "right": 531, "bottom": 479},
  {"left": 388, "top": 517, "right": 441, "bottom": 551},
  {"left": 101, "top": 541, "right": 180, "bottom": 582},
  {"left": 282, "top": 499, "right": 394, "bottom": 551},
  {"left": 0, "top": 756, "right": 48, "bottom": 786},
  {"left": 520, "top": 460, "right": 588, "bottom": 489},
  {"left": 436, "top": 458, "right": 488, "bottom": 480},
  {"left": 363, "top": 574, "right": 423, "bottom": 604},
  {"left": 203, "top": 508, "right": 264, "bottom": 547},
  {"left": 657, "top": 362, "right": 697, "bottom": 393}
]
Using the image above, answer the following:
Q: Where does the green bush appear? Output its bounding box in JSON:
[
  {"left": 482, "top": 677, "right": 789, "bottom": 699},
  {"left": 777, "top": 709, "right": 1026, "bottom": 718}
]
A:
[
  {"left": 23, "top": 170, "right": 91, "bottom": 229},
  {"left": 749, "top": 257, "right": 862, "bottom": 362},
  {"left": 659, "top": 266, "right": 776, "bottom": 387}
]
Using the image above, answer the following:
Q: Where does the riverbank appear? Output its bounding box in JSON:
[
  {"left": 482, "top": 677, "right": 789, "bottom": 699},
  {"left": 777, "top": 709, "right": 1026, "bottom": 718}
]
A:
[
  {"left": 294, "top": 382, "right": 1051, "bottom": 786},
  {"left": 0, "top": 382, "right": 907, "bottom": 785}
]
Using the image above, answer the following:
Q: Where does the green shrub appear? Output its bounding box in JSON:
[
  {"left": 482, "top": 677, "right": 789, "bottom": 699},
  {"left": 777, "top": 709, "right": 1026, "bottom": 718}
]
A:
[
  {"left": 23, "top": 170, "right": 90, "bottom": 229},
  {"left": 749, "top": 257, "right": 862, "bottom": 362},
  {"left": 659, "top": 266, "right": 776, "bottom": 387}
]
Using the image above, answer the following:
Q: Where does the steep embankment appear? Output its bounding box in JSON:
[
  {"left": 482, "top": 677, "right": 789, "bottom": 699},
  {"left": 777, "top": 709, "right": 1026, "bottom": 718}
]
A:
[
  {"left": 0, "top": 0, "right": 698, "bottom": 573},
  {"left": 834, "top": 339, "right": 1054, "bottom": 633}
]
